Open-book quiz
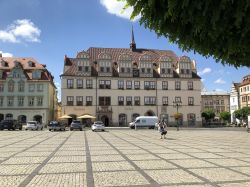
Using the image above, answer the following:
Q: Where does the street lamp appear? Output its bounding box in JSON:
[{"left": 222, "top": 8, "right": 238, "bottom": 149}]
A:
[{"left": 173, "top": 100, "right": 182, "bottom": 131}]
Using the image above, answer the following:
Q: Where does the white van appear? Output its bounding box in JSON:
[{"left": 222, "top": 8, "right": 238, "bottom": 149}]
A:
[{"left": 129, "top": 116, "right": 158, "bottom": 129}]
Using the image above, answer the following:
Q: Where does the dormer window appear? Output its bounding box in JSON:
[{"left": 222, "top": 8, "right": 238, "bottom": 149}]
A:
[
  {"left": 32, "top": 70, "right": 41, "bottom": 79},
  {"left": 28, "top": 61, "right": 35, "bottom": 67},
  {"left": 1, "top": 60, "right": 8, "bottom": 67}
]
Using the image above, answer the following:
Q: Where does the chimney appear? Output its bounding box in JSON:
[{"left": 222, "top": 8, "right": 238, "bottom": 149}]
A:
[{"left": 0, "top": 53, "right": 2, "bottom": 58}]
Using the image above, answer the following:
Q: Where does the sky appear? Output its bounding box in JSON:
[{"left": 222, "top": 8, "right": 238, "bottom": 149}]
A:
[{"left": 0, "top": 0, "right": 249, "bottom": 101}]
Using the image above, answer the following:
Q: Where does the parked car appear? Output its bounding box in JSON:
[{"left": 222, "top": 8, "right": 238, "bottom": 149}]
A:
[
  {"left": 129, "top": 116, "right": 158, "bottom": 129},
  {"left": 91, "top": 121, "right": 105, "bottom": 132},
  {"left": 70, "top": 120, "right": 83, "bottom": 131},
  {"left": 25, "top": 121, "right": 43, "bottom": 130},
  {"left": 0, "top": 120, "right": 22, "bottom": 130},
  {"left": 48, "top": 121, "right": 66, "bottom": 131}
]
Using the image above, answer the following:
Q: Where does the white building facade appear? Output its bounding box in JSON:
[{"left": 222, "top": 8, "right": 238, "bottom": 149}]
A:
[
  {"left": 0, "top": 55, "right": 57, "bottom": 124},
  {"left": 230, "top": 83, "right": 240, "bottom": 123},
  {"left": 61, "top": 34, "right": 202, "bottom": 127}
]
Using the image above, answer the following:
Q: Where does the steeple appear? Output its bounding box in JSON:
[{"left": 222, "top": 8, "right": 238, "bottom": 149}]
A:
[{"left": 130, "top": 26, "right": 136, "bottom": 51}]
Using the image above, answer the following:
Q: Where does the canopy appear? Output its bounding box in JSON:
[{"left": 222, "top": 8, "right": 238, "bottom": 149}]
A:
[
  {"left": 77, "top": 114, "right": 96, "bottom": 119},
  {"left": 59, "top": 115, "right": 72, "bottom": 119}
]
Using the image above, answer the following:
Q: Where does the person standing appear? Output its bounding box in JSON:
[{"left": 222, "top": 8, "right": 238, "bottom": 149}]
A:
[{"left": 159, "top": 120, "right": 167, "bottom": 139}]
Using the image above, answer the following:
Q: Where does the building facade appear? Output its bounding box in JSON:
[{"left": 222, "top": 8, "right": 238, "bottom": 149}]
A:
[
  {"left": 61, "top": 33, "right": 202, "bottom": 127},
  {"left": 238, "top": 74, "right": 250, "bottom": 108},
  {"left": 230, "top": 83, "right": 240, "bottom": 123},
  {"left": 0, "top": 54, "right": 57, "bottom": 124},
  {"left": 201, "top": 91, "right": 230, "bottom": 119}
]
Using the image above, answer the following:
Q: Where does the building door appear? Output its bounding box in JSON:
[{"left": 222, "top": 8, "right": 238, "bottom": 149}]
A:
[
  {"left": 101, "top": 115, "right": 109, "bottom": 126},
  {"left": 33, "top": 115, "right": 42, "bottom": 123}
]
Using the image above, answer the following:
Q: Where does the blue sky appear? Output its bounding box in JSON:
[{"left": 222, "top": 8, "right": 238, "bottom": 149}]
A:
[{"left": 0, "top": 0, "right": 249, "bottom": 101}]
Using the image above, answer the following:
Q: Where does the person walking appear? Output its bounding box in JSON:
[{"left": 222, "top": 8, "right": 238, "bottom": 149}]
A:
[{"left": 159, "top": 120, "right": 167, "bottom": 139}]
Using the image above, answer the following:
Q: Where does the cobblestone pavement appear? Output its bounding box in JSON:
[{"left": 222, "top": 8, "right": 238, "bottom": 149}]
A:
[{"left": 0, "top": 128, "right": 250, "bottom": 187}]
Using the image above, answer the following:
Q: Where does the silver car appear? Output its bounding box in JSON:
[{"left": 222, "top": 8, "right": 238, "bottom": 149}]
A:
[
  {"left": 91, "top": 121, "right": 105, "bottom": 132},
  {"left": 25, "top": 121, "right": 43, "bottom": 130}
]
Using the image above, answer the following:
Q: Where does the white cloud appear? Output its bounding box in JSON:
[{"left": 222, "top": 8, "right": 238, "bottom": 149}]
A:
[
  {"left": 0, "top": 51, "right": 13, "bottom": 57},
  {"left": 214, "top": 78, "right": 226, "bottom": 84},
  {"left": 198, "top": 67, "right": 212, "bottom": 76},
  {"left": 100, "top": 0, "right": 140, "bottom": 21},
  {"left": 0, "top": 19, "right": 41, "bottom": 43}
]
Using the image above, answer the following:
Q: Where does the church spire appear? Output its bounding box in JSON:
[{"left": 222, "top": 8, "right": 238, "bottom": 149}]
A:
[{"left": 130, "top": 26, "right": 136, "bottom": 51}]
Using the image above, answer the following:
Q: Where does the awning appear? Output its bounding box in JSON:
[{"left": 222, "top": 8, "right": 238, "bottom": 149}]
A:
[
  {"left": 59, "top": 115, "right": 72, "bottom": 119},
  {"left": 77, "top": 114, "right": 96, "bottom": 119}
]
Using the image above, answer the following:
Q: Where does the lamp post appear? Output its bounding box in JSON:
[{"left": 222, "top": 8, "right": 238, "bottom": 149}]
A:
[{"left": 173, "top": 100, "right": 182, "bottom": 131}]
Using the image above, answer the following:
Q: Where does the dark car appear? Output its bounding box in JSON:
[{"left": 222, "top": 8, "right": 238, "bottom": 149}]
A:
[
  {"left": 48, "top": 121, "right": 66, "bottom": 131},
  {"left": 0, "top": 120, "right": 22, "bottom": 130},
  {"left": 70, "top": 120, "right": 83, "bottom": 131}
]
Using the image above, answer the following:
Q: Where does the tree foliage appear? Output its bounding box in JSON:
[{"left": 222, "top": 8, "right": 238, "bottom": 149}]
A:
[
  {"left": 234, "top": 107, "right": 250, "bottom": 120},
  {"left": 122, "top": 0, "right": 250, "bottom": 67},
  {"left": 202, "top": 109, "right": 215, "bottom": 121},
  {"left": 219, "top": 111, "right": 231, "bottom": 122}
]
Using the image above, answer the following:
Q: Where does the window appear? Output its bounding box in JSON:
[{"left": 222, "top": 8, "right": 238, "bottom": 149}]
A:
[
  {"left": 78, "top": 66, "right": 82, "bottom": 71},
  {"left": 126, "top": 97, "right": 132, "bottom": 105},
  {"left": 77, "top": 79, "right": 83, "bottom": 88},
  {"left": 86, "top": 96, "right": 92, "bottom": 106},
  {"left": 8, "top": 97, "right": 14, "bottom": 106},
  {"left": 216, "top": 100, "right": 219, "bottom": 105},
  {"left": 99, "top": 97, "right": 111, "bottom": 106},
  {"left": 134, "top": 81, "right": 140, "bottom": 89},
  {"left": 144, "top": 97, "right": 156, "bottom": 105},
  {"left": 127, "top": 68, "right": 130, "bottom": 73},
  {"left": 8, "top": 82, "right": 14, "bottom": 92},
  {"left": 162, "top": 97, "right": 168, "bottom": 106},
  {"left": 67, "top": 79, "right": 74, "bottom": 88},
  {"left": 188, "top": 81, "right": 193, "bottom": 90},
  {"left": 0, "top": 97, "right": 3, "bottom": 106},
  {"left": 118, "top": 96, "right": 124, "bottom": 106},
  {"left": 29, "top": 84, "right": 35, "bottom": 92},
  {"left": 0, "top": 84, "right": 4, "bottom": 92},
  {"left": 18, "top": 97, "right": 24, "bottom": 106},
  {"left": 221, "top": 100, "right": 224, "bottom": 105},
  {"left": 28, "top": 97, "right": 35, "bottom": 106},
  {"left": 175, "top": 97, "right": 181, "bottom": 102},
  {"left": 18, "top": 82, "right": 25, "bottom": 92},
  {"left": 134, "top": 97, "right": 140, "bottom": 106},
  {"left": 118, "top": 80, "right": 124, "bottom": 89},
  {"left": 144, "top": 81, "right": 156, "bottom": 90},
  {"left": 37, "top": 97, "right": 43, "bottom": 106},
  {"left": 86, "top": 79, "right": 93, "bottom": 89},
  {"left": 141, "top": 68, "right": 145, "bottom": 73},
  {"left": 175, "top": 81, "right": 181, "bottom": 90},
  {"left": 37, "top": 84, "right": 43, "bottom": 92},
  {"left": 67, "top": 96, "right": 74, "bottom": 106},
  {"left": 76, "top": 96, "right": 83, "bottom": 106},
  {"left": 188, "top": 97, "right": 194, "bottom": 105},
  {"left": 99, "top": 80, "right": 111, "bottom": 89},
  {"left": 126, "top": 81, "right": 132, "bottom": 89},
  {"left": 121, "top": 67, "right": 125, "bottom": 73},
  {"left": 100, "top": 67, "right": 104, "bottom": 72},
  {"left": 161, "top": 68, "right": 165, "bottom": 74},
  {"left": 84, "top": 66, "right": 89, "bottom": 72},
  {"left": 106, "top": 67, "right": 110, "bottom": 72},
  {"left": 162, "top": 81, "right": 168, "bottom": 90}
]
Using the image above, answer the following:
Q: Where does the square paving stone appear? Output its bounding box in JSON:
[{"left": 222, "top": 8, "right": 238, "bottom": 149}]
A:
[
  {"left": 120, "top": 149, "right": 148, "bottom": 154},
  {"left": 39, "top": 163, "right": 86, "bottom": 174},
  {"left": 15, "top": 151, "right": 52, "bottom": 157},
  {"left": 0, "top": 175, "right": 28, "bottom": 187},
  {"left": 187, "top": 152, "right": 224, "bottom": 159},
  {"left": 48, "top": 156, "right": 86, "bottom": 163},
  {"left": 205, "top": 158, "right": 250, "bottom": 167},
  {"left": 231, "top": 166, "right": 250, "bottom": 175},
  {"left": 146, "top": 169, "right": 202, "bottom": 184},
  {"left": 91, "top": 155, "right": 125, "bottom": 162},
  {"left": 158, "top": 153, "right": 193, "bottom": 160},
  {"left": 93, "top": 171, "right": 149, "bottom": 187},
  {"left": 126, "top": 154, "right": 160, "bottom": 161},
  {"left": 54, "top": 151, "right": 85, "bottom": 156},
  {"left": 170, "top": 159, "right": 217, "bottom": 168},
  {"left": 2, "top": 156, "right": 47, "bottom": 164},
  {"left": 90, "top": 150, "right": 119, "bottom": 155},
  {"left": 189, "top": 168, "right": 250, "bottom": 182},
  {"left": 133, "top": 160, "right": 177, "bottom": 170},
  {"left": 0, "top": 164, "right": 39, "bottom": 175},
  {"left": 26, "top": 173, "right": 86, "bottom": 187},
  {"left": 150, "top": 149, "right": 178, "bottom": 154},
  {"left": 92, "top": 161, "right": 135, "bottom": 171}
]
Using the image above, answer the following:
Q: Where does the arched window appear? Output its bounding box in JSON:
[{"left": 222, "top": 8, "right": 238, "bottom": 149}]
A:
[
  {"left": 6, "top": 113, "right": 13, "bottom": 120},
  {"left": 132, "top": 113, "right": 140, "bottom": 122},
  {"left": 119, "top": 113, "right": 127, "bottom": 126}
]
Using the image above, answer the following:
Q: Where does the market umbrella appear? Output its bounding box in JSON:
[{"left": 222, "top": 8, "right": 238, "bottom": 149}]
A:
[
  {"left": 77, "top": 114, "right": 96, "bottom": 119},
  {"left": 59, "top": 115, "right": 72, "bottom": 119}
]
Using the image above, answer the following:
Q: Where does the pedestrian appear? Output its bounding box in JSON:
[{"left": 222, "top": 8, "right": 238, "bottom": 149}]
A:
[{"left": 158, "top": 120, "right": 167, "bottom": 139}]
